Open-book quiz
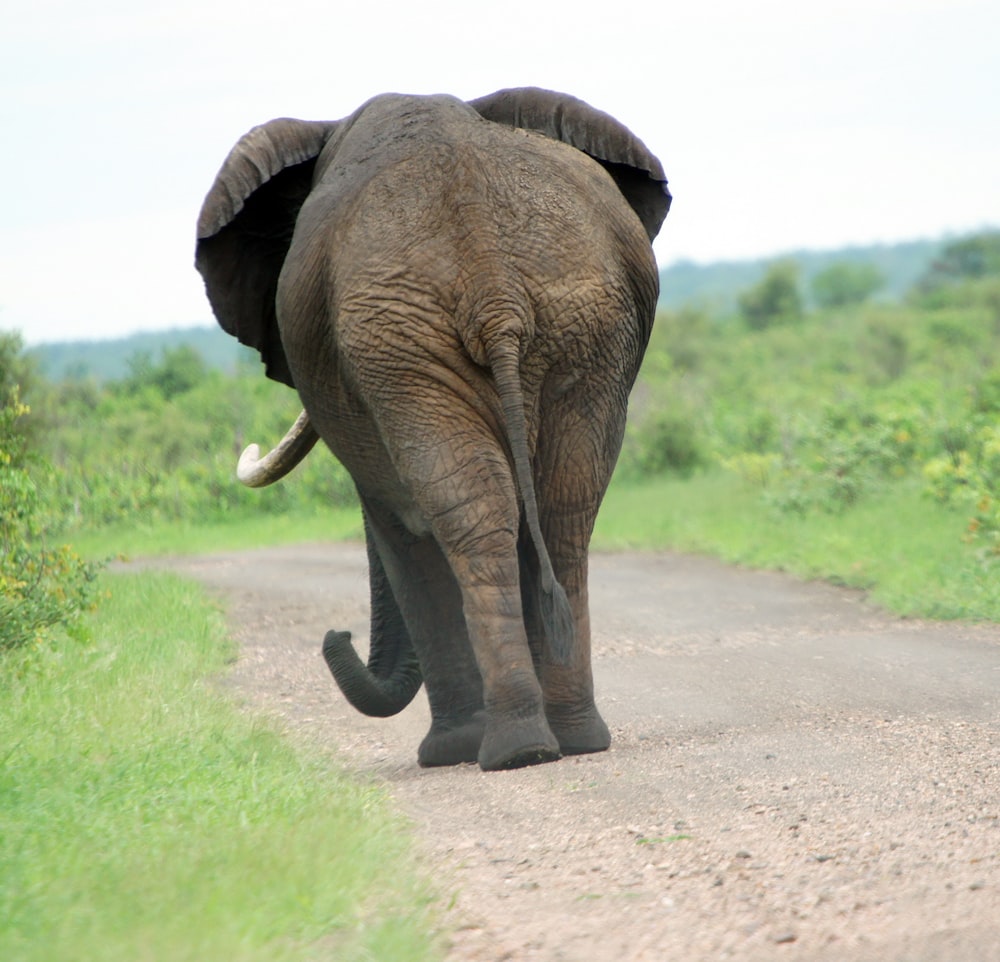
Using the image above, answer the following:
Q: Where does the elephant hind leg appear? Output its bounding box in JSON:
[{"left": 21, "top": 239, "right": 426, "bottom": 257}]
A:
[
  {"left": 526, "top": 375, "right": 632, "bottom": 758},
  {"left": 361, "top": 498, "right": 487, "bottom": 767},
  {"left": 442, "top": 535, "right": 561, "bottom": 771},
  {"left": 356, "top": 375, "right": 561, "bottom": 770},
  {"left": 406, "top": 460, "right": 560, "bottom": 770},
  {"left": 519, "top": 527, "right": 610, "bottom": 757}
]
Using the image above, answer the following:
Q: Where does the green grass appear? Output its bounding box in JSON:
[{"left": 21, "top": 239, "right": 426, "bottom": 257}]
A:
[
  {"left": 596, "top": 471, "right": 1000, "bottom": 621},
  {"left": 72, "top": 507, "right": 364, "bottom": 561},
  {"left": 66, "top": 468, "right": 1000, "bottom": 623},
  {"left": 0, "top": 572, "right": 440, "bottom": 962}
]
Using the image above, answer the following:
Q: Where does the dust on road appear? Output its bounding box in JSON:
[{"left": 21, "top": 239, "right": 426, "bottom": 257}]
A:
[{"left": 151, "top": 544, "right": 1000, "bottom": 961}]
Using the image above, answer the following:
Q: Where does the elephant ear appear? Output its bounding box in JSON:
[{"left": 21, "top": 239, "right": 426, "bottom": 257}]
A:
[
  {"left": 468, "top": 87, "right": 670, "bottom": 242},
  {"left": 195, "top": 118, "right": 339, "bottom": 387}
]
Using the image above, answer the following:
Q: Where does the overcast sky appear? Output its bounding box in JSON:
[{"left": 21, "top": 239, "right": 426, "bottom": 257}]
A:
[{"left": 2, "top": 0, "right": 998, "bottom": 344}]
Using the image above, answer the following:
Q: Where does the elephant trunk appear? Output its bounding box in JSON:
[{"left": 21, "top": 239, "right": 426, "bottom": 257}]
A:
[
  {"left": 236, "top": 409, "right": 319, "bottom": 487},
  {"left": 322, "top": 630, "right": 423, "bottom": 717}
]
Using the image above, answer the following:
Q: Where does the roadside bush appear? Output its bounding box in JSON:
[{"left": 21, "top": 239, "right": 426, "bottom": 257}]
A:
[
  {"left": 1, "top": 388, "right": 99, "bottom": 652},
  {"left": 860, "top": 317, "right": 910, "bottom": 383},
  {"left": 740, "top": 401, "right": 925, "bottom": 515},
  {"left": 44, "top": 358, "right": 358, "bottom": 534},
  {"left": 924, "top": 413, "right": 1000, "bottom": 555},
  {"left": 651, "top": 305, "right": 713, "bottom": 371}
]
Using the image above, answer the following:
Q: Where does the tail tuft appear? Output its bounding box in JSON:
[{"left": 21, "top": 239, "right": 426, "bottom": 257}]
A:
[{"left": 540, "top": 580, "right": 575, "bottom": 665}]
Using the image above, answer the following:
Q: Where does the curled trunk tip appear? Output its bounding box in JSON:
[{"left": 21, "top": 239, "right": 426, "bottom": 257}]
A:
[{"left": 322, "top": 629, "right": 423, "bottom": 718}]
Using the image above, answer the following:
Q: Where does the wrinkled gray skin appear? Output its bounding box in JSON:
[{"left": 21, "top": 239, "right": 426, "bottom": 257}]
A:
[{"left": 196, "top": 88, "right": 670, "bottom": 771}]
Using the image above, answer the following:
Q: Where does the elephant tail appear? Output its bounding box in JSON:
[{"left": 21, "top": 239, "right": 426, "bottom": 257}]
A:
[{"left": 488, "top": 339, "right": 575, "bottom": 665}]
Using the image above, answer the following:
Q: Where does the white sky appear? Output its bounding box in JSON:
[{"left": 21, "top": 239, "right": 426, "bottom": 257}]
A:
[{"left": 2, "top": 0, "right": 998, "bottom": 344}]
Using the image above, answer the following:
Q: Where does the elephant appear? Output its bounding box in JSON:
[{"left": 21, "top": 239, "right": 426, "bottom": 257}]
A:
[{"left": 195, "top": 87, "right": 670, "bottom": 771}]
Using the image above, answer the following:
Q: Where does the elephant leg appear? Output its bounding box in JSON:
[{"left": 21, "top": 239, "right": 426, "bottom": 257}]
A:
[
  {"left": 361, "top": 498, "right": 487, "bottom": 767},
  {"left": 521, "top": 520, "right": 610, "bottom": 756},
  {"left": 527, "top": 388, "right": 628, "bottom": 756},
  {"left": 541, "top": 541, "right": 610, "bottom": 755},
  {"left": 424, "top": 480, "right": 560, "bottom": 771},
  {"left": 453, "top": 556, "right": 561, "bottom": 771}
]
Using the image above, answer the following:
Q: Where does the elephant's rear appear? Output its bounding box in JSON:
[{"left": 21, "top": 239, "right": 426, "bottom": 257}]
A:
[
  {"left": 278, "top": 112, "right": 661, "bottom": 552},
  {"left": 296, "top": 118, "right": 660, "bottom": 388}
]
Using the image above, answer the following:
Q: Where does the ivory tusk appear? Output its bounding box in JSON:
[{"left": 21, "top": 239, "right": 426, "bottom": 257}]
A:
[{"left": 236, "top": 409, "right": 319, "bottom": 487}]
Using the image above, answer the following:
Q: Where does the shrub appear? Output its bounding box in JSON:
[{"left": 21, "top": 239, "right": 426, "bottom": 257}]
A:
[
  {"left": 860, "top": 317, "right": 909, "bottom": 382},
  {"left": 621, "top": 403, "right": 707, "bottom": 479},
  {"left": 924, "top": 420, "right": 1000, "bottom": 555},
  {"left": 738, "top": 260, "right": 804, "bottom": 330},
  {"left": 1, "top": 388, "right": 100, "bottom": 652},
  {"left": 651, "top": 305, "right": 713, "bottom": 371},
  {"left": 738, "top": 401, "right": 924, "bottom": 515},
  {"left": 916, "top": 231, "right": 1000, "bottom": 293}
]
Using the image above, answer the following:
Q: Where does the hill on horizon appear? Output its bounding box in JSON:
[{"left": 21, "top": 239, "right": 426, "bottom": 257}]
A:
[
  {"left": 25, "top": 232, "right": 978, "bottom": 383},
  {"left": 657, "top": 235, "right": 948, "bottom": 313},
  {"left": 28, "top": 325, "right": 248, "bottom": 383}
]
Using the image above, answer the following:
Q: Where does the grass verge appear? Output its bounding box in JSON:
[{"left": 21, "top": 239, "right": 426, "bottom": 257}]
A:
[
  {"left": 71, "top": 507, "right": 364, "bottom": 561},
  {"left": 0, "top": 571, "right": 440, "bottom": 962},
  {"left": 596, "top": 471, "right": 1000, "bottom": 621}
]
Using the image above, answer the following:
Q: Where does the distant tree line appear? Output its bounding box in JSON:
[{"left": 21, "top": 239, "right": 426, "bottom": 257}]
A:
[{"left": 736, "top": 231, "right": 1000, "bottom": 330}]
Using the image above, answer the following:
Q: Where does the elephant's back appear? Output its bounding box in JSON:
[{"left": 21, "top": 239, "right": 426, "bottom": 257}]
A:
[
  {"left": 281, "top": 104, "right": 657, "bottom": 384},
  {"left": 318, "top": 122, "right": 653, "bottom": 303}
]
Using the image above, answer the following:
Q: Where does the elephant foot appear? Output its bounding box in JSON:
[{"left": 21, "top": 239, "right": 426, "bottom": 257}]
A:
[
  {"left": 477, "top": 714, "right": 561, "bottom": 772},
  {"left": 418, "top": 712, "right": 487, "bottom": 768},
  {"left": 546, "top": 704, "right": 612, "bottom": 757}
]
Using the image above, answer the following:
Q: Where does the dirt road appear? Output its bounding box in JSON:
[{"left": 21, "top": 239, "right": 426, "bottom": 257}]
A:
[{"left": 156, "top": 544, "right": 1000, "bottom": 960}]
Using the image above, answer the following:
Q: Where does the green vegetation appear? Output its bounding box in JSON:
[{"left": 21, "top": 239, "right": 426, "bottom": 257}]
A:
[
  {"left": 604, "top": 230, "right": 1000, "bottom": 619},
  {"left": 2, "top": 332, "right": 436, "bottom": 960},
  {"left": 29, "top": 343, "right": 358, "bottom": 544},
  {"left": 657, "top": 236, "right": 945, "bottom": 314},
  {"left": 0, "top": 571, "right": 440, "bottom": 961},
  {"left": 595, "top": 474, "right": 999, "bottom": 620},
  {"left": 737, "top": 258, "right": 804, "bottom": 329},
  {"left": 915, "top": 230, "right": 1000, "bottom": 299},
  {"left": 28, "top": 325, "right": 244, "bottom": 383},
  {"left": 70, "top": 508, "right": 363, "bottom": 561},
  {"left": 1, "top": 333, "right": 98, "bottom": 651},
  {"left": 811, "top": 261, "right": 884, "bottom": 309}
]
